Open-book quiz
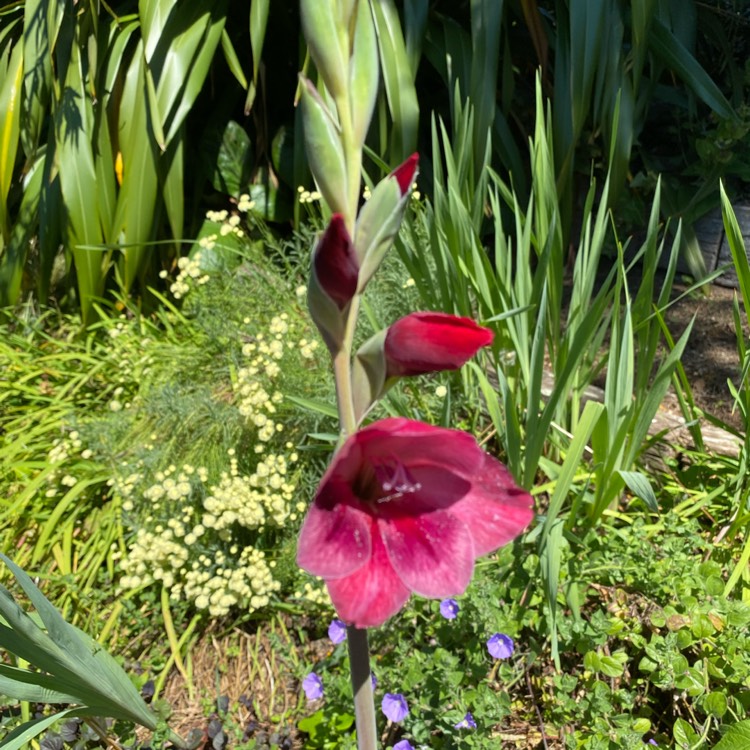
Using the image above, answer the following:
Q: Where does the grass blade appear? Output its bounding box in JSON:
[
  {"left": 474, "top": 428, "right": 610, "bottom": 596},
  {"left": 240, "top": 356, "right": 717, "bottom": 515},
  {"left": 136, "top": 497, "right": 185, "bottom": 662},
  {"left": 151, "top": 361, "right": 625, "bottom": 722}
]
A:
[
  {"left": 246, "top": 0, "right": 270, "bottom": 112},
  {"left": 650, "top": 17, "right": 734, "bottom": 119},
  {"left": 370, "top": 0, "right": 419, "bottom": 162},
  {"left": 0, "top": 39, "right": 22, "bottom": 242}
]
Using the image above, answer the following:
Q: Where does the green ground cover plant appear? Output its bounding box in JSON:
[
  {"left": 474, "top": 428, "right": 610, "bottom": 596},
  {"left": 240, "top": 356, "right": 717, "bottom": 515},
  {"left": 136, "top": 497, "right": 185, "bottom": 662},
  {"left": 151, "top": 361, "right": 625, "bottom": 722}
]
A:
[
  {"left": 297, "top": 505, "right": 750, "bottom": 749},
  {"left": 0, "top": 207, "right": 339, "bottom": 633}
]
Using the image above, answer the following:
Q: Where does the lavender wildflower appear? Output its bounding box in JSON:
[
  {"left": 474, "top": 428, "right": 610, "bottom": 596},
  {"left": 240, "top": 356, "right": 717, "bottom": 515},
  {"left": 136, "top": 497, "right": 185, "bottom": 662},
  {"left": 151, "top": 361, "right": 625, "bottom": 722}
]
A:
[
  {"left": 439, "top": 598, "right": 460, "bottom": 619},
  {"left": 328, "top": 618, "right": 347, "bottom": 644},
  {"left": 302, "top": 673, "right": 323, "bottom": 700},
  {"left": 382, "top": 693, "right": 409, "bottom": 723},
  {"left": 454, "top": 712, "right": 476, "bottom": 729},
  {"left": 486, "top": 633, "right": 514, "bottom": 659}
]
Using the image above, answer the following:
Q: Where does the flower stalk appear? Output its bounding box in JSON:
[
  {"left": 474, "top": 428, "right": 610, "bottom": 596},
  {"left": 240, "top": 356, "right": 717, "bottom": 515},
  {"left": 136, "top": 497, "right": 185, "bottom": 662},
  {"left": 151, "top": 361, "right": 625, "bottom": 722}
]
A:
[
  {"left": 347, "top": 625, "right": 378, "bottom": 750},
  {"left": 297, "top": 3, "right": 533, "bottom": 749}
]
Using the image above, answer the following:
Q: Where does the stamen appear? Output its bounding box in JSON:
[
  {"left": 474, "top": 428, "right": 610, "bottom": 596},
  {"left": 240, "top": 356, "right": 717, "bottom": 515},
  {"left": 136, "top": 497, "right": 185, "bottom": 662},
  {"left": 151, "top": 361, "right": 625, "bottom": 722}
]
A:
[{"left": 373, "top": 458, "right": 421, "bottom": 503}]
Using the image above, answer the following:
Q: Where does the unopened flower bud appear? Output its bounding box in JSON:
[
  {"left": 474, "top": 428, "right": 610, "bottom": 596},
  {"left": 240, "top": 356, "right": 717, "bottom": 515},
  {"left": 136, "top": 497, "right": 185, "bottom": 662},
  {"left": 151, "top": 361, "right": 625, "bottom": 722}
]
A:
[
  {"left": 352, "top": 312, "right": 493, "bottom": 422},
  {"left": 384, "top": 312, "right": 493, "bottom": 377},
  {"left": 308, "top": 216, "right": 359, "bottom": 354},
  {"left": 313, "top": 214, "right": 358, "bottom": 309},
  {"left": 300, "top": 0, "right": 348, "bottom": 99}
]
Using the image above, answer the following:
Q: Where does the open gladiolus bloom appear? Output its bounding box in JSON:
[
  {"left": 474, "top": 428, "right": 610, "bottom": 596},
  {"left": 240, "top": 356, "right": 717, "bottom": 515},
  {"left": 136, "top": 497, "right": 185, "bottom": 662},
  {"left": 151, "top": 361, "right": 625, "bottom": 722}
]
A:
[{"left": 297, "top": 418, "right": 533, "bottom": 627}]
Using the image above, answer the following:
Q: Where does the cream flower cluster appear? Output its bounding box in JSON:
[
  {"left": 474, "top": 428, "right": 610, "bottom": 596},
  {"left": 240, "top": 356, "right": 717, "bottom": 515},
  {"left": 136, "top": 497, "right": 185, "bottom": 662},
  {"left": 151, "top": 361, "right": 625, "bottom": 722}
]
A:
[
  {"left": 192, "top": 203, "right": 255, "bottom": 256},
  {"left": 164, "top": 199, "right": 257, "bottom": 300},
  {"left": 119, "top": 446, "right": 300, "bottom": 616},
  {"left": 44, "top": 431, "right": 99, "bottom": 497},
  {"left": 48, "top": 431, "right": 82, "bottom": 465},
  {"left": 235, "top": 314, "right": 296, "bottom": 443},
  {"left": 115, "top": 303, "right": 320, "bottom": 618},
  {"left": 361, "top": 182, "right": 420, "bottom": 201},
  {"left": 179, "top": 546, "right": 279, "bottom": 617},
  {"left": 118, "top": 525, "right": 190, "bottom": 591},
  {"left": 101, "top": 315, "right": 153, "bottom": 410},
  {"left": 201, "top": 450, "right": 298, "bottom": 537},
  {"left": 44, "top": 432, "right": 84, "bottom": 496},
  {"left": 294, "top": 579, "right": 332, "bottom": 608},
  {"left": 165, "top": 252, "right": 211, "bottom": 300},
  {"left": 297, "top": 186, "right": 321, "bottom": 204}
]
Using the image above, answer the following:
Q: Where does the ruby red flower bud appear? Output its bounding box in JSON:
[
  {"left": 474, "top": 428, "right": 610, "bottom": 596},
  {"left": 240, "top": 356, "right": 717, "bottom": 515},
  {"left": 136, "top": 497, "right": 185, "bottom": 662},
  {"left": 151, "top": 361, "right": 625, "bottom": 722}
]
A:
[
  {"left": 297, "top": 418, "right": 533, "bottom": 627},
  {"left": 384, "top": 312, "right": 494, "bottom": 378},
  {"left": 392, "top": 153, "right": 419, "bottom": 195},
  {"left": 313, "top": 214, "right": 359, "bottom": 309}
]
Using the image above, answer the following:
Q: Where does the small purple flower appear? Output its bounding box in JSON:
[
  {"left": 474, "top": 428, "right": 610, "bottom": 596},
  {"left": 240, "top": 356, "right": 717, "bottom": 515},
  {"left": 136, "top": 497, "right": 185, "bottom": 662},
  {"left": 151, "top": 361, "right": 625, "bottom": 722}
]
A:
[
  {"left": 302, "top": 673, "right": 323, "bottom": 700},
  {"left": 393, "top": 741, "right": 414, "bottom": 750},
  {"left": 371, "top": 672, "right": 378, "bottom": 690},
  {"left": 647, "top": 741, "right": 658, "bottom": 747},
  {"left": 487, "top": 633, "right": 514, "bottom": 659},
  {"left": 328, "top": 618, "right": 347, "bottom": 644},
  {"left": 454, "top": 712, "right": 476, "bottom": 729},
  {"left": 382, "top": 693, "right": 409, "bottom": 723},
  {"left": 439, "top": 598, "right": 460, "bottom": 619}
]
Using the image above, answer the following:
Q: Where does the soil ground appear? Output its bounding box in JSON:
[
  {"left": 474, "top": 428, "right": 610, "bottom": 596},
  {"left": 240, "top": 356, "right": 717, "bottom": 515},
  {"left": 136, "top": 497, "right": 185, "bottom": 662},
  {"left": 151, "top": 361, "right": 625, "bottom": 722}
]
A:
[{"left": 663, "top": 279, "right": 744, "bottom": 430}]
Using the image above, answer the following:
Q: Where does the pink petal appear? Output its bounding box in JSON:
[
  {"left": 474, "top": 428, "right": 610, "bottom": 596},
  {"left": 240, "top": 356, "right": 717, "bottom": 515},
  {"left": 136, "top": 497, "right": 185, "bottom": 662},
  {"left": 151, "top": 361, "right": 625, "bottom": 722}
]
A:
[
  {"left": 297, "top": 478, "right": 372, "bottom": 578},
  {"left": 326, "top": 532, "right": 411, "bottom": 628},
  {"left": 381, "top": 510, "right": 475, "bottom": 597},
  {"left": 449, "top": 453, "right": 534, "bottom": 556},
  {"left": 356, "top": 418, "right": 483, "bottom": 477}
]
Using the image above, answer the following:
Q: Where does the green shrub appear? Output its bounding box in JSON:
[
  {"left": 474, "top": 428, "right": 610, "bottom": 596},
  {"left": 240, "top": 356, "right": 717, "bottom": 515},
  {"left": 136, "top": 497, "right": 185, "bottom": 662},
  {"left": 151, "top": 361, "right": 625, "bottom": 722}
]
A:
[{"left": 0, "top": 214, "right": 335, "bottom": 631}]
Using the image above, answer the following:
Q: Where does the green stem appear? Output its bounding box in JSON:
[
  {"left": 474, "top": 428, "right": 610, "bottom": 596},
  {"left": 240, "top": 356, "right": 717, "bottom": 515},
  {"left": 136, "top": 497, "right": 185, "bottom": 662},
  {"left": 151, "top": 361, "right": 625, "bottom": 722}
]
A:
[
  {"left": 335, "top": 91, "right": 362, "bottom": 235},
  {"left": 333, "top": 348, "right": 357, "bottom": 440},
  {"left": 330, "top": 298, "right": 375, "bottom": 749},
  {"left": 347, "top": 626, "right": 378, "bottom": 750},
  {"left": 332, "top": 295, "right": 362, "bottom": 440}
]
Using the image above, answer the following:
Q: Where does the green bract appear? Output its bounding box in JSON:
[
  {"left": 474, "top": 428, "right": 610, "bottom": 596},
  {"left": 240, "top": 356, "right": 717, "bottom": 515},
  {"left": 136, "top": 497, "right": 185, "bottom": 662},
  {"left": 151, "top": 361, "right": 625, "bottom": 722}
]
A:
[
  {"left": 348, "top": 0, "right": 379, "bottom": 149},
  {"left": 299, "top": 78, "right": 349, "bottom": 217},
  {"left": 354, "top": 173, "right": 411, "bottom": 291},
  {"left": 300, "top": 0, "right": 348, "bottom": 100},
  {"left": 351, "top": 328, "right": 388, "bottom": 423},
  {"left": 308, "top": 265, "right": 351, "bottom": 355}
]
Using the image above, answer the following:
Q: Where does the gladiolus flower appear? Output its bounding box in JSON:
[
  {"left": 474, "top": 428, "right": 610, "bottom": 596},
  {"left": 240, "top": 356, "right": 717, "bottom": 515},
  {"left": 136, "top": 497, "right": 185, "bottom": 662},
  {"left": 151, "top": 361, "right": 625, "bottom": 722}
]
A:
[
  {"left": 384, "top": 312, "right": 493, "bottom": 378},
  {"left": 313, "top": 214, "right": 358, "bottom": 309},
  {"left": 296, "top": 418, "right": 533, "bottom": 628}
]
